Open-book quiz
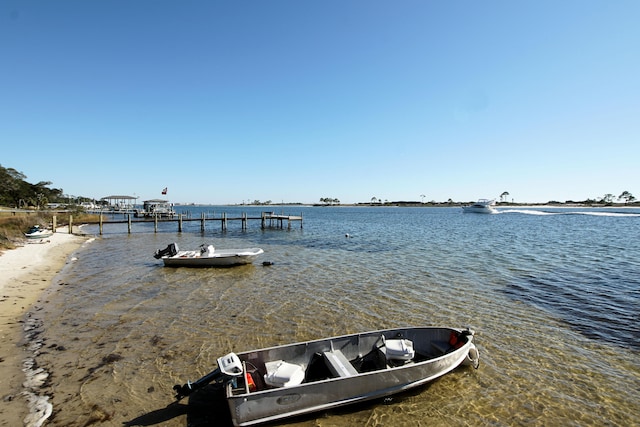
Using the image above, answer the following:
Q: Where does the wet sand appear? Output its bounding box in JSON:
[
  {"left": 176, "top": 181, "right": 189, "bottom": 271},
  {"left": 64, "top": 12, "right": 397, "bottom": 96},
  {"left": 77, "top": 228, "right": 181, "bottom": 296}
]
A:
[{"left": 0, "top": 229, "right": 85, "bottom": 427}]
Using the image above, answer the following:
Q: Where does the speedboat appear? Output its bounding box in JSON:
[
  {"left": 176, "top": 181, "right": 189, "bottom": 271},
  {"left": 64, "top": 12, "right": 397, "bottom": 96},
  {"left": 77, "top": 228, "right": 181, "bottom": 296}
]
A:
[
  {"left": 24, "top": 225, "right": 53, "bottom": 239},
  {"left": 173, "top": 326, "right": 480, "bottom": 426},
  {"left": 462, "top": 199, "right": 497, "bottom": 214},
  {"left": 154, "top": 243, "right": 264, "bottom": 267}
]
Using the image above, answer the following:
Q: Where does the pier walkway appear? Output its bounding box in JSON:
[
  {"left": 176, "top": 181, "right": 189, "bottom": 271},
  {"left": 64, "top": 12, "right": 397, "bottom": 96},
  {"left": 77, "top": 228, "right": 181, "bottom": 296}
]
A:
[{"left": 58, "top": 211, "right": 303, "bottom": 235}]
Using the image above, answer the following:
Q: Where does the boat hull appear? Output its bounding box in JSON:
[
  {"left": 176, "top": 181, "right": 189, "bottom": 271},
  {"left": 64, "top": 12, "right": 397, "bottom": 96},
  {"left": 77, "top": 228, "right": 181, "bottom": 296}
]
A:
[
  {"left": 162, "top": 248, "right": 264, "bottom": 267},
  {"left": 221, "top": 327, "right": 477, "bottom": 426},
  {"left": 25, "top": 230, "right": 53, "bottom": 239},
  {"left": 461, "top": 206, "right": 496, "bottom": 214}
]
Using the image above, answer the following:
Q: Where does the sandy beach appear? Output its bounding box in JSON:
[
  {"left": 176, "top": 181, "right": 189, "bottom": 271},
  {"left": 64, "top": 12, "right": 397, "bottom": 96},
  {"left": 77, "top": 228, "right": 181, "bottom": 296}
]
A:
[{"left": 0, "top": 229, "right": 85, "bottom": 427}]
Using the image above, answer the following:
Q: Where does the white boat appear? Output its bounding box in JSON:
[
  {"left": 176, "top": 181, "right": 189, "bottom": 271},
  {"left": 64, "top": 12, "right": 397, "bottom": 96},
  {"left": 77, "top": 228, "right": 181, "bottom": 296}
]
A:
[
  {"left": 173, "top": 326, "right": 480, "bottom": 426},
  {"left": 154, "top": 243, "right": 264, "bottom": 267},
  {"left": 462, "top": 199, "right": 497, "bottom": 214},
  {"left": 24, "top": 225, "right": 53, "bottom": 239}
]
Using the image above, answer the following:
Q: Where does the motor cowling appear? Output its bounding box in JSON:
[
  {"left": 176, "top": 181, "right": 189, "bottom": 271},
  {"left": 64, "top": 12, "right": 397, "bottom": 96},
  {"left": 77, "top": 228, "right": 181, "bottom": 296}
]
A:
[{"left": 154, "top": 243, "right": 178, "bottom": 259}]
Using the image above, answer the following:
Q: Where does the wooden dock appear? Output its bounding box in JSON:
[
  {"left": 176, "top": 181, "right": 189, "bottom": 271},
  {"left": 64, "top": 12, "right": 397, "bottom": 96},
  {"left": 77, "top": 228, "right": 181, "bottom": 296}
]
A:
[{"left": 57, "top": 212, "right": 303, "bottom": 235}]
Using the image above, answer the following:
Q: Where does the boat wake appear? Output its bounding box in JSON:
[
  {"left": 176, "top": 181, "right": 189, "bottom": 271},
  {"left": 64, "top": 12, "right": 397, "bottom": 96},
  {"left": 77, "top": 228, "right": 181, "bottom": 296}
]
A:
[
  {"left": 497, "top": 209, "right": 640, "bottom": 217},
  {"left": 497, "top": 209, "right": 556, "bottom": 216}
]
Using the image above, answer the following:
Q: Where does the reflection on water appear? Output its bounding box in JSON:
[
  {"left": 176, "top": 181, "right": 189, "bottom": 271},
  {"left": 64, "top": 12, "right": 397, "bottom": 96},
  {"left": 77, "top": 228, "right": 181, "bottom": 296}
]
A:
[{"left": 28, "top": 206, "right": 640, "bottom": 426}]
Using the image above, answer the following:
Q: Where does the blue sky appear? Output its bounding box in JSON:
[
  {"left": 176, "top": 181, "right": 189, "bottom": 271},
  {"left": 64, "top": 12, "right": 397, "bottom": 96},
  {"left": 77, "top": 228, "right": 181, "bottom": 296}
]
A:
[{"left": 1, "top": 1, "right": 638, "bottom": 205}]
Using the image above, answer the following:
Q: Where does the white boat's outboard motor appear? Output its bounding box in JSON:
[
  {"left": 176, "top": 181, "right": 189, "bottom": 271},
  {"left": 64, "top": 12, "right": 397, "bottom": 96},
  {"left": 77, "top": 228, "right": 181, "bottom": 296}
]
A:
[
  {"left": 154, "top": 243, "right": 179, "bottom": 259},
  {"left": 173, "top": 352, "right": 243, "bottom": 400}
]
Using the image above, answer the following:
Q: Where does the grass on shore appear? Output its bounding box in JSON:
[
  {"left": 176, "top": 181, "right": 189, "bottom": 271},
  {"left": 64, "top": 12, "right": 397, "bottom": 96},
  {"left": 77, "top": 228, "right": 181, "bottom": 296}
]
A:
[{"left": 0, "top": 210, "right": 99, "bottom": 252}]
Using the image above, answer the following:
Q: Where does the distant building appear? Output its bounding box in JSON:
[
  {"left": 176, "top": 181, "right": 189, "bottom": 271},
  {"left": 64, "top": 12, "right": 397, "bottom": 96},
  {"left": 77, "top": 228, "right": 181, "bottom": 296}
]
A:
[{"left": 134, "top": 199, "right": 175, "bottom": 218}]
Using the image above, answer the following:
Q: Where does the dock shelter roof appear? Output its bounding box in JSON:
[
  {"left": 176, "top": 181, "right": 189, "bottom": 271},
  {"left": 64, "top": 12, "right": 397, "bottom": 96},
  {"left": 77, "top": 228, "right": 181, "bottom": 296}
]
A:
[{"left": 101, "top": 195, "right": 138, "bottom": 201}]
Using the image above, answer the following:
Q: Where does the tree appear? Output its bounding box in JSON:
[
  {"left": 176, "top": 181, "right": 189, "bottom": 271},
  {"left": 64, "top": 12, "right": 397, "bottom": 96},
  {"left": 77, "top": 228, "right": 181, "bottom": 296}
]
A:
[
  {"left": 618, "top": 191, "right": 635, "bottom": 204},
  {"left": 0, "top": 165, "right": 26, "bottom": 207},
  {"left": 0, "top": 164, "right": 64, "bottom": 208},
  {"left": 420, "top": 194, "right": 425, "bottom": 203},
  {"left": 371, "top": 197, "right": 378, "bottom": 204},
  {"left": 602, "top": 194, "right": 615, "bottom": 204},
  {"left": 500, "top": 191, "right": 510, "bottom": 202}
]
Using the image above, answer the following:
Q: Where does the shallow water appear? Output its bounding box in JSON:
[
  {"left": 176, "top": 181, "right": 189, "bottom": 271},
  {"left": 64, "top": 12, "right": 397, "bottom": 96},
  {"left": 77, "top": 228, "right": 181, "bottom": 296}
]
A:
[{"left": 28, "top": 206, "right": 640, "bottom": 426}]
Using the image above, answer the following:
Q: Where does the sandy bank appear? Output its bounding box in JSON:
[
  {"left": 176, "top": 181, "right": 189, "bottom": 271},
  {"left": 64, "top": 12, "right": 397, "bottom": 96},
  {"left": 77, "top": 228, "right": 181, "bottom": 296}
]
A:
[{"left": 0, "top": 229, "right": 86, "bottom": 427}]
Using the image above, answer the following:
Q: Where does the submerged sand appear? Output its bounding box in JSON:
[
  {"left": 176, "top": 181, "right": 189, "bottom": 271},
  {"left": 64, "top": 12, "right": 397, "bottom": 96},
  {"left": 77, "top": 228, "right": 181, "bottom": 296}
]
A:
[{"left": 0, "top": 229, "right": 85, "bottom": 427}]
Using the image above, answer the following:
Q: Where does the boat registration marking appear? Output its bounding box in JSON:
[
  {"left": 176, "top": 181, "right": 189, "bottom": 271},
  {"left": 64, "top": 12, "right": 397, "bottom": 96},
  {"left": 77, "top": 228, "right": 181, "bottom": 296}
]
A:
[{"left": 276, "top": 394, "right": 301, "bottom": 405}]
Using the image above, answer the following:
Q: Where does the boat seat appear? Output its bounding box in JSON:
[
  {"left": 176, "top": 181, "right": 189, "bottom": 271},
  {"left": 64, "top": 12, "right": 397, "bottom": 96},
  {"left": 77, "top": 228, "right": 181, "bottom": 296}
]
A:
[
  {"left": 323, "top": 350, "right": 358, "bottom": 377},
  {"left": 383, "top": 339, "right": 415, "bottom": 361},
  {"left": 263, "top": 360, "right": 305, "bottom": 388}
]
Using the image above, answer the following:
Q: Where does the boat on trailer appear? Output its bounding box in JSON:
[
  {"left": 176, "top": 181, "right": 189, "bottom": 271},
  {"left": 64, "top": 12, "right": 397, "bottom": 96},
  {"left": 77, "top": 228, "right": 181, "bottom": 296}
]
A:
[
  {"left": 154, "top": 243, "right": 264, "bottom": 267},
  {"left": 173, "top": 326, "right": 480, "bottom": 426}
]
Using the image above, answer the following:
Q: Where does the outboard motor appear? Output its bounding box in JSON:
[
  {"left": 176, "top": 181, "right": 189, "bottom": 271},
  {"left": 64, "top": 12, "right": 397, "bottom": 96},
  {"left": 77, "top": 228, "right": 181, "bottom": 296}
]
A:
[
  {"left": 154, "top": 243, "right": 179, "bottom": 259},
  {"left": 174, "top": 352, "right": 243, "bottom": 400}
]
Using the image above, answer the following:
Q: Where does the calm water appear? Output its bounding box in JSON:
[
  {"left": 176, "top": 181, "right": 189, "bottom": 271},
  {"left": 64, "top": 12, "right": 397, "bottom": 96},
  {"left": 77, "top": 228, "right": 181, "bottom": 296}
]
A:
[{"left": 27, "top": 206, "right": 640, "bottom": 426}]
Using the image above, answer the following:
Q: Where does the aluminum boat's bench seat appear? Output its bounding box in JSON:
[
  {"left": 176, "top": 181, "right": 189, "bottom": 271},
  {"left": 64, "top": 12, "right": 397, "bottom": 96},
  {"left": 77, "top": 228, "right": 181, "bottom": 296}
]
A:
[{"left": 323, "top": 350, "right": 359, "bottom": 377}]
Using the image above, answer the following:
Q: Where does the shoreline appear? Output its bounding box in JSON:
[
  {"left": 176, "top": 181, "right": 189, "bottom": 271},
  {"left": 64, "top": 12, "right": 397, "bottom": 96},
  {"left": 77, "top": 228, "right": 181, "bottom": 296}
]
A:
[{"left": 0, "top": 229, "right": 86, "bottom": 427}]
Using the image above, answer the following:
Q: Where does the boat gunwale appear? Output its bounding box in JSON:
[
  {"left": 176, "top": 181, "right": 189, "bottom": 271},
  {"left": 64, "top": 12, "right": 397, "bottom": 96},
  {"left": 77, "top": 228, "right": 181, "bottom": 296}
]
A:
[{"left": 235, "top": 326, "right": 460, "bottom": 355}]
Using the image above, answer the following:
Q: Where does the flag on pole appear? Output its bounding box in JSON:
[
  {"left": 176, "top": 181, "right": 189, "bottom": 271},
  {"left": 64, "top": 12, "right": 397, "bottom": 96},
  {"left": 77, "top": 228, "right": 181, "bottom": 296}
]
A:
[{"left": 162, "top": 187, "right": 167, "bottom": 195}]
